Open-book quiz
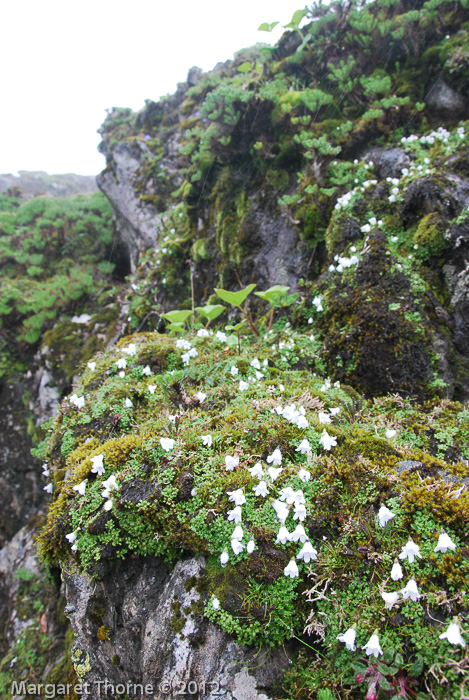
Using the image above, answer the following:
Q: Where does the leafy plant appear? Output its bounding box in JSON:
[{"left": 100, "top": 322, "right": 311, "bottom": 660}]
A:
[{"left": 215, "top": 284, "right": 259, "bottom": 336}]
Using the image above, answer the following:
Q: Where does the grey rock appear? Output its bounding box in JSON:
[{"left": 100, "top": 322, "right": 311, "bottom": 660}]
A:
[
  {"left": 425, "top": 78, "right": 468, "bottom": 121},
  {"left": 393, "top": 460, "right": 423, "bottom": 475},
  {"left": 363, "top": 147, "right": 412, "bottom": 180},
  {"left": 97, "top": 143, "right": 160, "bottom": 271},
  {"left": 64, "top": 555, "right": 290, "bottom": 699}
]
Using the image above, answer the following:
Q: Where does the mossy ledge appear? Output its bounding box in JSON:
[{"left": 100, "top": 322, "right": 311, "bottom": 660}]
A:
[{"left": 36, "top": 328, "right": 469, "bottom": 698}]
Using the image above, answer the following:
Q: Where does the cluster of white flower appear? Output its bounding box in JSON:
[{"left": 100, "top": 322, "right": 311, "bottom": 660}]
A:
[
  {"left": 312, "top": 296, "right": 323, "bottom": 312},
  {"left": 69, "top": 393, "right": 85, "bottom": 409},
  {"left": 319, "top": 378, "right": 340, "bottom": 392},
  {"left": 337, "top": 520, "right": 464, "bottom": 655},
  {"left": 182, "top": 347, "right": 198, "bottom": 365},
  {"left": 274, "top": 403, "right": 309, "bottom": 429},
  {"left": 329, "top": 253, "right": 359, "bottom": 274}
]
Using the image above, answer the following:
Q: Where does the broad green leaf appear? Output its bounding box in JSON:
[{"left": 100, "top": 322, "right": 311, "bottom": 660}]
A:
[
  {"left": 394, "top": 652, "right": 404, "bottom": 667},
  {"left": 410, "top": 656, "right": 424, "bottom": 676},
  {"left": 379, "top": 677, "right": 390, "bottom": 691},
  {"left": 215, "top": 284, "right": 256, "bottom": 307},
  {"left": 195, "top": 304, "right": 226, "bottom": 322},
  {"left": 254, "top": 285, "right": 290, "bottom": 302},
  {"left": 225, "top": 334, "right": 239, "bottom": 347},
  {"left": 225, "top": 320, "right": 246, "bottom": 332},
  {"left": 383, "top": 648, "right": 394, "bottom": 664},
  {"left": 161, "top": 309, "right": 192, "bottom": 324},
  {"left": 258, "top": 21, "right": 279, "bottom": 32},
  {"left": 237, "top": 61, "right": 252, "bottom": 73},
  {"left": 284, "top": 9, "right": 306, "bottom": 28},
  {"left": 165, "top": 322, "right": 186, "bottom": 333}
]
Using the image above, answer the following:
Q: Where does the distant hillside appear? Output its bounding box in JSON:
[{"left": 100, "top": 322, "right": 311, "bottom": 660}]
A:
[{"left": 0, "top": 170, "right": 97, "bottom": 199}]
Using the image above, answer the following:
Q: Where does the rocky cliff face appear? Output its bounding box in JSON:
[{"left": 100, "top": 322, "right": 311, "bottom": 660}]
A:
[{"left": 2, "top": 2, "right": 469, "bottom": 699}]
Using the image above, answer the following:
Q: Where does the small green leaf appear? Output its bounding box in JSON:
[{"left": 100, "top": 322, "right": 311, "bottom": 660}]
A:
[
  {"left": 394, "top": 653, "right": 404, "bottom": 667},
  {"left": 291, "top": 8, "right": 307, "bottom": 26},
  {"left": 352, "top": 662, "right": 367, "bottom": 674},
  {"left": 379, "top": 677, "right": 391, "bottom": 691},
  {"left": 195, "top": 304, "right": 226, "bottom": 322},
  {"left": 254, "top": 285, "right": 290, "bottom": 303},
  {"left": 258, "top": 21, "right": 279, "bottom": 32},
  {"left": 161, "top": 309, "right": 192, "bottom": 324},
  {"left": 215, "top": 284, "right": 256, "bottom": 307},
  {"left": 225, "top": 320, "right": 246, "bottom": 332},
  {"left": 383, "top": 648, "right": 394, "bottom": 663},
  {"left": 409, "top": 656, "right": 424, "bottom": 676}
]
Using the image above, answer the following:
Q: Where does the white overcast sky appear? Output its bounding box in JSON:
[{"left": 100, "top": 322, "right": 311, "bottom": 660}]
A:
[{"left": 0, "top": 0, "right": 306, "bottom": 176}]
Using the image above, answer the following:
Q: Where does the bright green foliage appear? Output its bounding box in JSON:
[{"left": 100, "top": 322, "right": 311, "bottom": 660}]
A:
[
  {"left": 0, "top": 191, "right": 118, "bottom": 379},
  {"left": 215, "top": 284, "right": 256, "bottom": 307},
  {"left": 195, "top": 304, "right": 226, "bottom": 324}
]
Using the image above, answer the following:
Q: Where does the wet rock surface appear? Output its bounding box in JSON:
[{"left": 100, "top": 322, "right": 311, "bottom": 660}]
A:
[{"left": 64, "top": 555, "right": 290, "bottom": 699}]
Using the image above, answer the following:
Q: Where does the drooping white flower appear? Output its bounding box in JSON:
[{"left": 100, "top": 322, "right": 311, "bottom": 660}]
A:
[
  {"left": 230, "top": 365, "right": 239, "bottom": 376},
  {"left": 386, "top": 429, "right": 397, "bottom": 439},
  {"left": 298, "top": 468, "right": 311, "bottom": 483},
  {"left": 399, "top": 538, "right": 422, "bottom": 564},
  {"left": 329, "top": 407, "right": 340, "bottom": 416},
  {"left": 87, "top": 361, "right": 96, "bottom": 371},
  {"left": 225, "top": 455, "right": 239, "bottom": 471},
  {"left": 276, "top": 526, "right": 291, "bottom": 544},
  {"left": 148, "top": 384, "right": 156, "bottom": 395},
  {"left": 73, "top": 480, "right": 87, "bottom": 496},
  {"left": 43, "top": 483, "right": 53, "bottom": 494},
  {"left": 318, "top": 411, "right": 332, "bottom": 424},
  {"left": 74, "top": 396, "right": 85, "bottom": 409},
  {"left": 272, "top": 499, "right": 290, "bottom": 522},
  {"left": 196, "top": 391, "right": 206, "bottom": 403},
  {"left": 250, "top": 358, "right": 261, "bottom": 370},
  {"left": 382, "top": 591, "right": 400, "bottom": 609},
  {"left": 267, "top": 448, "right": 282, "bottom": 465},
  {"left": 253, "top": 480, "right": 268, "bottom": 498},
  {"left": 378, "top": 504, "right": 396, "bottom": 528},
  {"left": 176, "top": 338, "right": 191, "bottom": 350},
  {"left": 439, "top": 620, "right": 466, "bottom": 648},
  {"left": 42, "top": 463, "right": 50, "bottom": 477},
  {"left": 284, "top": 559, "right": 299, "bottom": 578},
  {"left": 160, "top": 437, "right": 175, "bottom": 452},
  {"left": 227, "top": 488, "right": 246, "bottom": 506},
  {"left": 290, "top": 524, "right": 308, "bottom": 543},
  {"left": 247, "top": 539, "right": 255, "bottom": 554},
  {"left": 215, "top": 331, "right": 227, "bottom": 342},
  {"left": 202, "top": 434, "right": 213, "bottom": 447},
  {"left": 434, "top": 532, "right": 456, "bottom": 554},
  {"left": 296, "top": 439, "right": 311, "bottom": 454},
  {"left": 65, "top": 531, "right": 78, "bottom": 544},
  {"left": 142, "top": 365, "right": 152, "bottom": 376},
  {"left": 90, "top": 453, "right": 105, "bottom": 476},
  {"left": 267, "top": 466, "right": 282, "bottom": 482},
  {"left": 248, "top": 463, "right": 264, "bottom": 478},
  {"left": 401, "top": 578, "right": 421, "bottom": 602},
  {"left": 227, "top": 506, "right": 242, "bottom": 523},
  {"left": 116, "top": 358, "right": 127, "bottom": 369},
  {"left": 297, "top": 416, "right": 309, "bottom": 429},
  {"left": 197, "top": 329, "right": 209, "bottom": 337},
  {"left": 168, "top": 414, "right": 177, "bottom": 423},
  {"left": 337, "top": 627, "right": 356, "bottom": 651},
  {"left": 231, "top": 538, "right": 244, "bottom": 555},
  {"left": 320, "top": 429, "right": 337, "bottom": 451},
  {"left": 232, "top": 525, "right": 243, "bottom": 541},
  {"left": 212, "top": 596, "right": 220, "bottom": 610},
  {"left": 220, "top": 550, "right": 229, "bottom": 567},
  {"left": 362, "top": 632, "right": 383, "bottom": 658},
  {"left": 293, "top": 504, "right": 307, "bottom": 522},
  {"left": 119, "top": 371, "right": 125, "bottom": 378},
  {"left": 391, "top": 561, "right": 403, "bottom": 581},
  {"left": 124, "top": 398, "right": 133, "bottom": 408},
  {"left": 297, "top": 541, "right": 318, "bottom": 563},
  {"left": 239, "top": 380, "right": 249, "bottom": 392}
]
